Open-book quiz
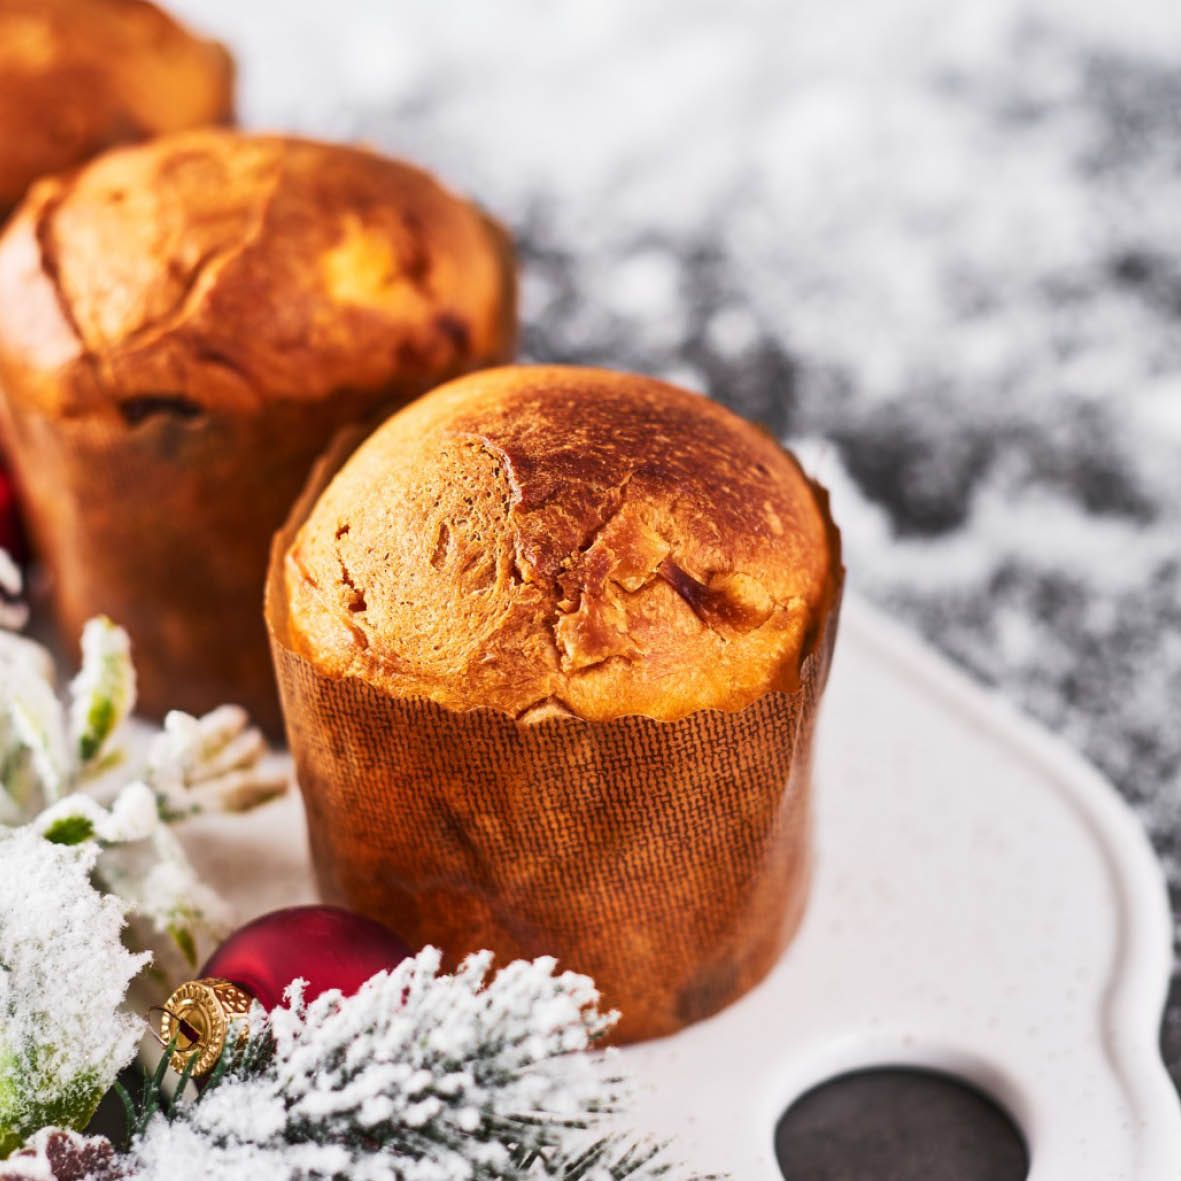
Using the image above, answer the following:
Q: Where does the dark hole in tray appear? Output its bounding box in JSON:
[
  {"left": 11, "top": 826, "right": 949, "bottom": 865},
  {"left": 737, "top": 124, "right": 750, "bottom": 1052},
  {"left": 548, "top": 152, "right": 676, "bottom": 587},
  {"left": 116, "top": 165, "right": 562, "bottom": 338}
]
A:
[{"left": 775, "top": 1066, "right": 1029, "bottom": 1181}]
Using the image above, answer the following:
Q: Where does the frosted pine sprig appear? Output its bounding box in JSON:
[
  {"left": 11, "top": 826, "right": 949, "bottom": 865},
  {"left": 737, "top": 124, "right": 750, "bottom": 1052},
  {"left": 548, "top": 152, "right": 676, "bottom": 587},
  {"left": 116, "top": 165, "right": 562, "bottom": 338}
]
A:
[
  {"left": 148, "top": 706, "right": 287, "bottom": 820},
  {"left": 119, "top": 949, "right": 711, "bottom": 1181}
]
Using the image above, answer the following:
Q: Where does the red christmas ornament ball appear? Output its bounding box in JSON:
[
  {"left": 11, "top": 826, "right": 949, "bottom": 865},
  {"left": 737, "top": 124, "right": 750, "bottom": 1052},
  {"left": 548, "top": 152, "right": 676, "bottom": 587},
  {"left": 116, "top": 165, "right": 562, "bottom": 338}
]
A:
[
  {"left": 200, "top": 905, "right": 412, "bottom": 1011},
  {"left": 0, "top": 463, "right": 23, "bottom": 562}
]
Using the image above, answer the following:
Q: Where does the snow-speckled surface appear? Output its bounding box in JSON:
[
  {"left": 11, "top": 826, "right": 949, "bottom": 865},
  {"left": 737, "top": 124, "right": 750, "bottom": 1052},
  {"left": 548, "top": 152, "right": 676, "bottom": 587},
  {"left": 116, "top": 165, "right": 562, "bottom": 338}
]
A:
[{"left": 168, "top": 0, "right": 1181, "bottom": 1089}]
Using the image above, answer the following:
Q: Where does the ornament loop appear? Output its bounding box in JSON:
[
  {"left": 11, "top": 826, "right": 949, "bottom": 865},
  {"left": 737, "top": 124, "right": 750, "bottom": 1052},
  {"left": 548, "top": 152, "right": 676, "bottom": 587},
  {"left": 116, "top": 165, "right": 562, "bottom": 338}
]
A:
[
  {"left": 147, "top": 1005, "right": 202, "bottom": 1051},
  {"left": 159, "top": 978, "right": 254, "bottom": 1078}
]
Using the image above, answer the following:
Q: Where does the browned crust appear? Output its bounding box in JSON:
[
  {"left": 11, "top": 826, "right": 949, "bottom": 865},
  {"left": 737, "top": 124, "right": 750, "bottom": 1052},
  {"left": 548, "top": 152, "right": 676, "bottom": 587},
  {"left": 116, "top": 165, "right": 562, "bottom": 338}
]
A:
[
  {"left": 0, "top": 0, "right": 234, "bottom": 215},
  {"left": 285, "top": 365, "right": 842, "bottom": 721},
  {"left": 0, "top": 129, "right": 518, "bottom": 420}
]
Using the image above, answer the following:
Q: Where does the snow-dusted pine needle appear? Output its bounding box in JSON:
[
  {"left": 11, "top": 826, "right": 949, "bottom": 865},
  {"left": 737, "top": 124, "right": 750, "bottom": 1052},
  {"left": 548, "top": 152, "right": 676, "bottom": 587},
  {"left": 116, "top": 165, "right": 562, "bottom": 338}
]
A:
[
  {"left": 148, "top": 707, "right": 287, "bottom": 819},
  {"left": 119, "top": 949, "right": 709, "bottom": 1181}
]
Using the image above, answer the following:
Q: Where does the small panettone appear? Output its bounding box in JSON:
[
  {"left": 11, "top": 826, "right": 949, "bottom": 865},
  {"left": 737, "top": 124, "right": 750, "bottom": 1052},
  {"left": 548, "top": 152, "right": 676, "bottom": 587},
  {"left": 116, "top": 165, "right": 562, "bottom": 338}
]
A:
[
  {"left": 270, "top": 365, "right": 843, "bottom": 1042},
  {"left": 0, "top": 0, "right": 234, "bottom": 216},
  {"left": 0, "top": 130, "right": 517, "bottom": 728}
]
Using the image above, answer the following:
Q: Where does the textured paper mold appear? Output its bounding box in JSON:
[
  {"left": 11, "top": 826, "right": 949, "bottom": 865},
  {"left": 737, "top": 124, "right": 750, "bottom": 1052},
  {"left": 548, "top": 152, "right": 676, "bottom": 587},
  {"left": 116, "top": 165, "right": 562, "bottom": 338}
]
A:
[
  {"left": 0, "top": 395, "right": 391, "bottom": 733},
  {"left": 267, "top": 432, "right": 842, "bottom": 1042}
]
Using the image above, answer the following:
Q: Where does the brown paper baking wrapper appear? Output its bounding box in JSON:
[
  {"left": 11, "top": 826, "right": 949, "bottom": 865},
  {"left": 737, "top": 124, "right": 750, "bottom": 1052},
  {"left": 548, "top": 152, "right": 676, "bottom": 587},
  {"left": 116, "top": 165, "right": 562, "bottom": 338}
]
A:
[
  {"left": 266, "top": 431, "right": 843, "bottom": 1043},
  {"left": 0, "top": 394, "right": 408, "bottom": 735}
]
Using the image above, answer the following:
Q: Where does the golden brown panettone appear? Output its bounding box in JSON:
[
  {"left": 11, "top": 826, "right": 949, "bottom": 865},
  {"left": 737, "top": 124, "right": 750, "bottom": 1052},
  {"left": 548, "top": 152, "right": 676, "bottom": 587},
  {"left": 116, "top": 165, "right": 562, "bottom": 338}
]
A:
[
  {"left": 270, "top": 365, "right": 841, "bottom": 1042},
  {"left": 286, "top": 365, "right": 835, "bottom": 721},
  {"left": 0, "top": 130, "right": 517, "bottom": 728},
  {"left": 0, "top": 0, "right": 233, "bottom": 216}
]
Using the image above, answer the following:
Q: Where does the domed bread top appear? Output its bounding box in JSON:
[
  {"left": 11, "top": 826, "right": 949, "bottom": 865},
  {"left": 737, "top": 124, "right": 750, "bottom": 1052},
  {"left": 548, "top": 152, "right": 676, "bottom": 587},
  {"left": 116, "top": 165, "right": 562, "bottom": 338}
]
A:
[
  {"left": 0, "top": 0, "right": 233, "bottom": 214},
  {"left": 0, "top": 130, "right": 517, "bottom": 419},
  {"left": 284, "top": 365, "right": 839, "bottom": 722}
]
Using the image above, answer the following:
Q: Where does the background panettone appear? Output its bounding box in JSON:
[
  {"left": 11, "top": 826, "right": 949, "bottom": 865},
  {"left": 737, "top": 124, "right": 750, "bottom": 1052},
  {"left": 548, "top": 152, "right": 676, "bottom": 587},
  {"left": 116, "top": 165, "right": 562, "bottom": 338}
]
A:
[
  {"left": 0, "top": 130, "right": 518, "bottom": 728},
  {"left": 0, "top": 0, "right": 234, "bottom": 217},
  {"left": 286, "top": 365, "right": 836, "bottom": 722}
]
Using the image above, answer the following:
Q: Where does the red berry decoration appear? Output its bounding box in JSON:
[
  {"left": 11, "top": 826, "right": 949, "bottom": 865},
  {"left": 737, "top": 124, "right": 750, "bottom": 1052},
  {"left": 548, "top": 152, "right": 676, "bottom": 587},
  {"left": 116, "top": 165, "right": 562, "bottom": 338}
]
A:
[
  {"left": 0, "top": 462, "right": 24, "bottom": 562},
  {"left": 160, "top": 906, "right": 411, "bottom": 1077}
]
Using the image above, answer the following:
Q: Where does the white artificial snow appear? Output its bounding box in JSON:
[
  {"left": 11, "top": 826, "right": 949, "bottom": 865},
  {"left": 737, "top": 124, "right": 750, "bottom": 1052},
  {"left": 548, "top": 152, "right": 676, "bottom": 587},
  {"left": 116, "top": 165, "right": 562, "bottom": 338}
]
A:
[{"left": 0, "top": 831, "right": 147, "bottom": 1149}]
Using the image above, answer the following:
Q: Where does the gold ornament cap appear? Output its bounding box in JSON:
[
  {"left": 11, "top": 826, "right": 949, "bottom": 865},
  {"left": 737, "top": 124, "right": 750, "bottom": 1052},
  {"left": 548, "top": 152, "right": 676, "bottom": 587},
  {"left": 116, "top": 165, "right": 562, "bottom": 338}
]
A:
[{"left": 159, "top": 977, "right": 254, "bottom": 1077}]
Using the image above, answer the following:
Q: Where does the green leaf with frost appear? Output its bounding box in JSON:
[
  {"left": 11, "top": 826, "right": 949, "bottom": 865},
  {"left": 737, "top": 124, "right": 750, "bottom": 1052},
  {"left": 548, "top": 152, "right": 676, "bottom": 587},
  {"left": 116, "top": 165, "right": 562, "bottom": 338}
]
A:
[
  {"left": 0, "top": 592, "right": 276, "bottom": 997},
  {"left": 41, "top": 814, "right": 96, "bottom": 846},
  {"left": 33, "top": 784, "right": 157, "bottom": 848},
  {"left": 1, "top": 631, "right": 68, "bottom": 813},
  {"left": 0, "top": 1052, "right": 106, "bottom": 1160},
  {"left": 0, "top": 830, "right": 147, "bottom": 1156},
  {"left": 69, "top": 617, "right": 136, "bottom": 769},
  {"left": 8, "top": 678, "right": 69, "bottom": 806}
]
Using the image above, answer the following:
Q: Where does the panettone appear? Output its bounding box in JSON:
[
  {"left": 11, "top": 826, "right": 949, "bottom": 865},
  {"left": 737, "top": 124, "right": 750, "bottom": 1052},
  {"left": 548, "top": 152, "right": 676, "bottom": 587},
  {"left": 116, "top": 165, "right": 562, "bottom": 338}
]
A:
[
  {"left": 269, "top": 365, "right": 842, "bottom": 1041},
  {"left": 0, "top": 0, "right": 234, "bottom": 216},
  {"left": 0, "top": 130, "right": 517, "bottom": 727}
]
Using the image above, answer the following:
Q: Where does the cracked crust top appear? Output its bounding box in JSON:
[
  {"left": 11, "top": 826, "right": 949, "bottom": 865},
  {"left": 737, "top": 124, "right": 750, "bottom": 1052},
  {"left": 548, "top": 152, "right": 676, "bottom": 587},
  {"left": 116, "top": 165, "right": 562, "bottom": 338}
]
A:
[
  {"left": 284, "top": 365, "right": 841, "bottom": 721},
  {"left": 0, "top": 129, "right": 517, "bottom": 419},
  {"left": 0, "top": 0, "right": 233, "bottom": 215}
]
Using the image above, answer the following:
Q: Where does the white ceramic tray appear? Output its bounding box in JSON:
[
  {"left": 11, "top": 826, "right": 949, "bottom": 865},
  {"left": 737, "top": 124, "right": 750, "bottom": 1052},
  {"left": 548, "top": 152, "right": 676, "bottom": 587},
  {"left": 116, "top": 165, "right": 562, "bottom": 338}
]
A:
[{"left": 178, "top": 593, "right": 1181, "bottom": 1179}]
